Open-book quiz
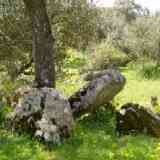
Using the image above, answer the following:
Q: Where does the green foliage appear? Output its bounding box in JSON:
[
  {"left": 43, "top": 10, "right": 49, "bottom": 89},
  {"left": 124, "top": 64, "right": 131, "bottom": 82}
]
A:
[
  {"left": 114, "top": 0, "right": 146, "bottom": 22},
  {"left": 57, "top": 48, "right": 86, "bottom": 97},
  {"left": 57, "top": 62, "right": 160, "bottom": 159},
  {"left": 96, "top": 2, "right": 160, "bottom": 64},
  {"left": 0, "top": 130, "right": 55, "bottom": 160},
  {"left": 87, "top": 41, "right": 130, "bottom": 70},
  {"left": 0, "top": 0, "right": 98, "bottom": 78},
  {"left": 2, "top": 1, "right": 160, "bottom": 160},
  {"left": 63, "top": 48, "right": 87, "bottom": 70},
  {"left": 0, "top": 0, "right": 32, "bottom": 79},
  {"left": 118, "top": 16, "right": 160, "bottom": 61},
  {"left": 1, "top": 0, "right": 160, "bottom": 80},
  {"left": 96, "top": 7, "right": 127, "bottom": 43},
  {"left": 56, "top": 65, "right": 160, "bottom": 160},
  {"left": 0, "top": 74, "right": 31, "bottom": 100},
  {"left": 0, "top": 105, "right": 12, "bottom": 124},
  {"left": 139, "top": 62, "right": 160, "bottom": 79},
  {"left": 125, "top": 60, "right": 160, "bottom": 79},
  {"left": 48, "top": 0, "right": 98, "bottom": 65},
  {"left": 1, "top": 65, "right": 160, "bottom": 159},
  {"left": 115, "top": 66, "right": 160, "bottom": 108},
  {"left": 1, "top": 106, "right": 160, "bottom": 160}
]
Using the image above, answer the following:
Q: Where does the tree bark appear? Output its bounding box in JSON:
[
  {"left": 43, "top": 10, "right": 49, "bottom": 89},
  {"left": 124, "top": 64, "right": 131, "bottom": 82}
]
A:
[{"left": 23, "top": 0, "right": 55, "bottom": 88}]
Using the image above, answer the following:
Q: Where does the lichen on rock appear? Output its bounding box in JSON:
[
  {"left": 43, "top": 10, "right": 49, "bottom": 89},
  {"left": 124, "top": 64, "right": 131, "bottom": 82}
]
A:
[{"left": 12, "top": 87, "right": 74, "bottom": 145}]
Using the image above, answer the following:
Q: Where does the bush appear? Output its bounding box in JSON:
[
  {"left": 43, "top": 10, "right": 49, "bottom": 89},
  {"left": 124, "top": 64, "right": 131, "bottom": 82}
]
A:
[
  {"left": 86, "top": 41, "right": 131, "bottom": 71},
  {"left": 59, "top": 48, "right": 87, "bottom": 78},
  {"left": 57, "top": 48, "right": 86, "bottom": 96},
  {"left": 0, "top": 103, "right": 12, "bottom": 128},
  {"left": 64, "top": 48, "right": 87, "bottom": 69},
  {"left": 139, "top": 62, "right": 160, "bottom": 79}
]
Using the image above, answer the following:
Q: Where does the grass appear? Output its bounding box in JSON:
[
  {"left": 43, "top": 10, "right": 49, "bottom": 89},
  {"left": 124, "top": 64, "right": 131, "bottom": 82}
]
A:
[
  {"left": 0, "top": 130, "right": 55, "bottom": 160},
  {"left": 53, "top": 109, "right": 159, "bottom": 160},
  {"left": 115, "top": 68, "right": 160, "bottom": 108},
  {"left": 57, "top": 74, "right": 85, "bottom": 97},
  {"left": 1, "top": 67, "right": 160, "bottom": 160}
]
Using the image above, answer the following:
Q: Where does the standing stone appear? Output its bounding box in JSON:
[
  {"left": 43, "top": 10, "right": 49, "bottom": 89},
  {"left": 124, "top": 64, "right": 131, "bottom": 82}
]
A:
[{"left": 12, "top": 88, "right": 74, "bottom": 145}]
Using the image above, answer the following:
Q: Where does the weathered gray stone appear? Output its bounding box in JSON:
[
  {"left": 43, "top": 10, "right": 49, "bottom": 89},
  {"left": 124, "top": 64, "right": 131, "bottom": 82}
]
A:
[
  {"left": 12, "top": 87, "right": 74, "bottom": 145},
  {"left": 69, "top": 69, "right": 126, "bottom": 117}
]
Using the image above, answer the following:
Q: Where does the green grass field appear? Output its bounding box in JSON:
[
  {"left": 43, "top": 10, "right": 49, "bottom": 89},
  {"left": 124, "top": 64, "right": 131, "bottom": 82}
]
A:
[
  {"left": 115, "top": 68, "right": 160, "bottom": 108},
  {"left": 1, "top": 68, "right": 160, "bottom": 160}
]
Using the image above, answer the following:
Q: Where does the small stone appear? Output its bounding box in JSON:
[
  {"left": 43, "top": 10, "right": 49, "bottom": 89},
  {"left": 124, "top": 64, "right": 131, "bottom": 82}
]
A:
[
  {"left": 120, "top": 109, "right": 126, "bottom": 115},
  {"left": 35, "top": 130, "right": 43, "bottom": 137}
]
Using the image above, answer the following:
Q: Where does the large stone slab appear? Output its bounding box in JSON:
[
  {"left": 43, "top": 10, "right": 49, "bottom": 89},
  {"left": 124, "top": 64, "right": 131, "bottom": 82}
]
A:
[
  {"left": 69, "top": 69, "right": 126, "bottom": 117},
  {"left": 12, "top": 88, "right": 74, "bottom": 144}
]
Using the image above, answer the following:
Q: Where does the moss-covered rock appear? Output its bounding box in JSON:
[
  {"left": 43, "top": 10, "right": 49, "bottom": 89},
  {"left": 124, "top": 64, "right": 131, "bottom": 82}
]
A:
[{"left": 12, "top": 87, "right": 74, "bottom": 145}]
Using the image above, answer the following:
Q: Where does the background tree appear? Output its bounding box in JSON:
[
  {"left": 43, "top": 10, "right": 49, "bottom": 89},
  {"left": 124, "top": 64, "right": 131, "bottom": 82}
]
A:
[
  {"left": 0, "top": 0, "right": 97, "bottom": 80},
  {"left": 0, "top": 0, "right": 32, "bottom": 80},
  {"left": 114, "top": 0, "right": 144, "bottom": 22}
]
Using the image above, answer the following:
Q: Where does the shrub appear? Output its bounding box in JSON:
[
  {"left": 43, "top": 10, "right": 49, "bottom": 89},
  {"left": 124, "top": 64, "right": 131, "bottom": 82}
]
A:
[
  {"left": 59, "top": 48, "right": 87, "bottom": 78},
  {"left": 86, "top": 41, "right": 131, "bottom": 71},
  {"left": 57, "top": 48, "right": 86, "bottom": 96},
  {"left": 139, "top": 61, "right": 160, "bottom": 79},
  {"left": 64, "top": 48, "right": 87, "bottom": 69},
  {"left": 0, "top": 103, "right": 12, "bottom": 128}
]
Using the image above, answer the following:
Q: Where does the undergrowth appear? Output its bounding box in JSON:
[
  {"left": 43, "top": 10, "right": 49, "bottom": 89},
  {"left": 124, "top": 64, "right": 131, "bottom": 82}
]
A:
[{"left": 1, "top": 62, "right": 160, "bottom": 159}]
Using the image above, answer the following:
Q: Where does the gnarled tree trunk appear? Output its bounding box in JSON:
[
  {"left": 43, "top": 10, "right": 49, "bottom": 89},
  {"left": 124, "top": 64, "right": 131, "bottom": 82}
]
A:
[{"left": 23, "top": 0, "right": 55, "bottom": 88}]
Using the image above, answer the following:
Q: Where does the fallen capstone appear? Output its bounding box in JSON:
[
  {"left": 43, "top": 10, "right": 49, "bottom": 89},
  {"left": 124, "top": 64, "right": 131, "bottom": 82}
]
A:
[
  {"left": 116, "top": 103, "right": 160, "bottom": 137},
  {"left": 69, "top": 69, "right": 126, "bottom": 117},
  {"left": 11, "top": 87, "right": 74, "bottom": 145}
]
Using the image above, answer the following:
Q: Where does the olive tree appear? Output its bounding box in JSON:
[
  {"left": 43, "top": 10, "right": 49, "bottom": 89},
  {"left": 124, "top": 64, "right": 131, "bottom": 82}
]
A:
[{"left": 23, "top": 0, "right": 55, "bottom": 88}]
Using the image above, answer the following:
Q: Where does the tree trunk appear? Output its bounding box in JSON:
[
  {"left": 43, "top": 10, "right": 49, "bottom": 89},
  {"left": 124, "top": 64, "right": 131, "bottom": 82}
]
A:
[{"left": 23, "top": 0, "right": 55, "bottom": 88}]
